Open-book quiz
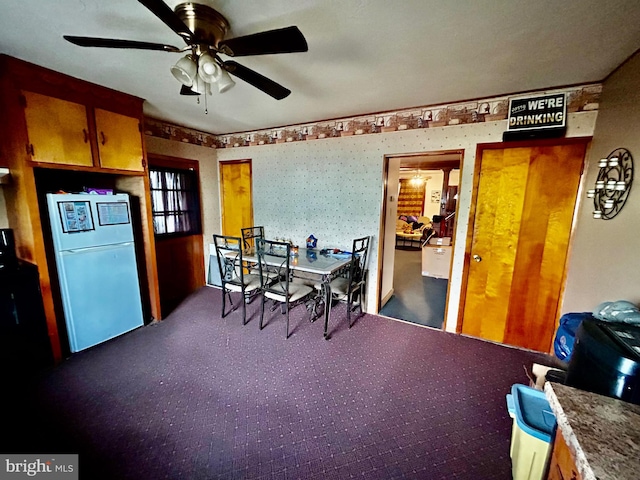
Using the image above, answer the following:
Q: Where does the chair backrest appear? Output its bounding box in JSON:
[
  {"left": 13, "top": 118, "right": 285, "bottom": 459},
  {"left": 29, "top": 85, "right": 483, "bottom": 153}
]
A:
[
  {"left": 256, "top": 238, "right": 291, "bottom": 295},
  {"left": 213, "top": 234, "right": 244, "bottom": 287},
  {"left": 348, "top": 236, "right": 370, "bottom": 287},
  {"left": 241, "top": 226, "right": 265, "bottom": 252}
]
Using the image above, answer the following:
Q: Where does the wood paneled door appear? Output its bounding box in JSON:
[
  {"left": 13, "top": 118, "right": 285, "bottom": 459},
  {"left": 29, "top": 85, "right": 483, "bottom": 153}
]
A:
[
  {"left": 219, "top": 160, "right": 253, "bottom": 237},
  {"left": 459, "top": 139, "right": 589, "bottom": 352}
]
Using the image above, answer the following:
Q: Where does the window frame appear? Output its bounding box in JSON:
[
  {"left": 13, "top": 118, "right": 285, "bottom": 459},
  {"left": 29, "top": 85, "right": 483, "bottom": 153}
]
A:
[{"left": 148, "top": 160, "right": 202, "bottom": 239}]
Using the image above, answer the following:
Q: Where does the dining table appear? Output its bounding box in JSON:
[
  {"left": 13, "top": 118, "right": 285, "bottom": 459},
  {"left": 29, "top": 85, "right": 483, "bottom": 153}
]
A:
[{"left": 243, "top": 247, "right": 351, "bottom": 338}]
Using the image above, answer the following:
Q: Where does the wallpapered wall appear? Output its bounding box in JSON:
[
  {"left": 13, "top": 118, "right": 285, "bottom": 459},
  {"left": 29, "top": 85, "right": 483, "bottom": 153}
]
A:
[
  {"left": 222, "top": 137, "right": 382, "bottom": 253},
  {"left": 214, "top": 112, "right": 598, "bottom": 329},
  {"left": 0, "top": 82, "right": 604, "bottom": 333},
  {"left": 0, "top": 110, "right": 600, "bottom": 331}
]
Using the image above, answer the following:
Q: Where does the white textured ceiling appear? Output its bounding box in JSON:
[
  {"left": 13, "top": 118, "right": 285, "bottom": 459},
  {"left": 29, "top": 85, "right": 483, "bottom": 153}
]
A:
[{"left": 1, "top": 0, "right": 640, "bottom": 135}]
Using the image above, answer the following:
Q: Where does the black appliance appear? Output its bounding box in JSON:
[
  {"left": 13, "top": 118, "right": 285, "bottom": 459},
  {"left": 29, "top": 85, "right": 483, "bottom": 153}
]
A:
[
  {"left": 0, "top": 231, "right": 53, "bottom": 377},
  {"left": 566, "top": 320, "right": 640, "bottom": 405}
]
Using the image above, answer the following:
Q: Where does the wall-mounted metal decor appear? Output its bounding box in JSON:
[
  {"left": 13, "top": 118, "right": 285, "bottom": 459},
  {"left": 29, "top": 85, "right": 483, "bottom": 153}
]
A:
[{"left": 587, "top": 148, "right": 634, "bottom": 219}]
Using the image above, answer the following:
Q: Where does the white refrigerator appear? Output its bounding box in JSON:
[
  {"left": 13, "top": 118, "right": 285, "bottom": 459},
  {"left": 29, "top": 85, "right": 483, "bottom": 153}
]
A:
[{"left": 46, "top": 193, "right": 144, "bottom": 353}]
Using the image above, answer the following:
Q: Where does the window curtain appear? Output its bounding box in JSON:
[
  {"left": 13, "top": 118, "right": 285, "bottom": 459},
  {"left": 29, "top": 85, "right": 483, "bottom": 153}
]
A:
[
  {"left": 150, "top": 168, "right": 199, "bottom": 235},
  {"left": 397, "top": 179, "right": 426, "bottom": 217}
]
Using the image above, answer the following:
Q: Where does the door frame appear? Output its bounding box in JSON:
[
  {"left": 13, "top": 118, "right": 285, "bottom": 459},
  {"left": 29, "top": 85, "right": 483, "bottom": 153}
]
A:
[
  {"left": 455, "top": 136, "right": 592, "bottom": 335},
  {"left": 218, "top": 159, "right": 254, "bottom": 237},
  {"left": 378, "top": 150, "right": 463, "bottom": 320}
]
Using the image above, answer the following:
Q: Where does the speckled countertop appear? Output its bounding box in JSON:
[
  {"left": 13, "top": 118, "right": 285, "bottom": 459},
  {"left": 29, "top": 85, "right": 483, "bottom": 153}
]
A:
[{"left": 544, "top": 382, "right": 640, "bottom": 480}]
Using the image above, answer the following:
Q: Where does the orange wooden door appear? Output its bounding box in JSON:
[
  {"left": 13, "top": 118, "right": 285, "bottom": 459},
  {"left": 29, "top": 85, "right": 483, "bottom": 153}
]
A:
[
  {"left": 461, "top": 140, "right": 587, "bottom": 352},
  {"left": 219, "top": 160, "right": 253, "bottom": 237}
]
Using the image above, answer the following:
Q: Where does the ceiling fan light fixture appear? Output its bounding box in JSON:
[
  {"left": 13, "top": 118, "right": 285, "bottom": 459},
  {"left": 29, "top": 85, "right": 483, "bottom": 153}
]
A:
[
  {"left": 216, "top": 68, "right": 236, "bottom": 93},
  {"left": 190, "top": 75, "right": 213, "bottom": 96},
  {"left": 198, "top": 51, "right": 221, "bottom": 83},
  {"left": 170, "top": 54, "right": 197, "bottom": 87},
  {"left": 63, "top": 1, "right": 307, "bottom": 101}
]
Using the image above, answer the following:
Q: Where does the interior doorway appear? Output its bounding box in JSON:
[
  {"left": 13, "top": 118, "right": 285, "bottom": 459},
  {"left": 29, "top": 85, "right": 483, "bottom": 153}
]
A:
[
  {"left": 219, "top": 159, "right": 253, "bottom": 237},
  {"left": 379, "top": 151, "right": 462, "bottom": 329}
]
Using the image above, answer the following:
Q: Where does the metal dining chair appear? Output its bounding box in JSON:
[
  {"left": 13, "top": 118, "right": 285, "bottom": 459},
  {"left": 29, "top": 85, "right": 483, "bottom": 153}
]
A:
[
  {"left": 213, "top": 234, "right": 261, "bottom": 325},
  {"left": 256, "top": 238, "right": 315, "bottom": 338},
  {"left": 241, "top": 226, "right": 265, "bottom": 252},
  {"left": 326, "top": 236, "right": 370, "bottom": 328}
]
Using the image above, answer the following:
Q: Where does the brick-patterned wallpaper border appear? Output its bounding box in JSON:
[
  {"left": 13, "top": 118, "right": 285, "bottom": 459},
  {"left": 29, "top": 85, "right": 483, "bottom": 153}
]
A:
[{"left": 143, "top": 84, "right": 601, "bottom": 148}]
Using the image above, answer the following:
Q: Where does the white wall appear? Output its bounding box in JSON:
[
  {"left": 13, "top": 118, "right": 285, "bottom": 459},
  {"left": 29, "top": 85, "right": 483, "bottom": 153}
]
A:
[
  {"left": 449, "top": 170, "right": 460, "bottom": 187},
  {"left": 381, "top": 157, "right": 401, "bottom": 306},
  {"left": 423, "top": 171, "right": 445, "bottom": 220},
  {"left": 562, "top": 52, "right": 640, "bottom": 311},
  {"left": 216, "top": 112, "right": 597, "bottom": 329}
]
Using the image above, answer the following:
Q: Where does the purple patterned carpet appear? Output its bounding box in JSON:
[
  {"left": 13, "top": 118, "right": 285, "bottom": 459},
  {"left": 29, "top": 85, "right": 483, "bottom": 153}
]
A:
[{"left": 11, "top": 287, "right": 549, "bottom": 479}]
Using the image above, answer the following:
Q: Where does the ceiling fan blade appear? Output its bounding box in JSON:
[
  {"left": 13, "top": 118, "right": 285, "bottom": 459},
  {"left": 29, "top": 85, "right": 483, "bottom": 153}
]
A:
[
  {"left": 180, "top": 85, "right": 200, "bottom": 96},
  {"left": 218, "top": 26, "right": 308, "bottom": 57},
  {"left": 64, "top": 35, "right": 181, "bottom": 52},
  {"left": 222, "top": 61, "right": 291, "bottom": 100},
  {"left": 137, "top": 0, "right": 193, "bottom": 43}
]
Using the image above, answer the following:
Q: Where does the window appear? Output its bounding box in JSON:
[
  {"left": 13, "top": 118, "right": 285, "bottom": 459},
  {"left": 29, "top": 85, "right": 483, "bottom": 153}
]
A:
[{"left": 149, "top": 166, "right": 201, "bottom": 236}]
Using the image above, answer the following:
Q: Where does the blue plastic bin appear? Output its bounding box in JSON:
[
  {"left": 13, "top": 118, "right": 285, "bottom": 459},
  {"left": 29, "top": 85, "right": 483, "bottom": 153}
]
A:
[
  {"left": 553, "top": 312, "right": 594, "bottom": 361},
  {"left": 506, "top": 384, "right": 557, "bottom": 480}
]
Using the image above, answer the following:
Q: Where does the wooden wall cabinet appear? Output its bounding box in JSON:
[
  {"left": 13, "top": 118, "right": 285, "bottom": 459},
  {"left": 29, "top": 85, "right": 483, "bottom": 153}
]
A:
[
  {"left": 95, "top": 108, "right": 145, "bottom": 172},
  {"left": 22, "top": 91, "right": 93, "bottom": 167},
  {"left": 0, "top": 54, "right": 160, "bottom": 363},
  {"left": 21, "top": 91, "right": 145, "bottom": 172}
]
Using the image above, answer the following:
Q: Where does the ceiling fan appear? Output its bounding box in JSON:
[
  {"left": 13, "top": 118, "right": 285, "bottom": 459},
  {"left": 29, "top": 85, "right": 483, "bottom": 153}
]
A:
[{"left": 63, "top": 0, "right": 308, "bottom": 100}]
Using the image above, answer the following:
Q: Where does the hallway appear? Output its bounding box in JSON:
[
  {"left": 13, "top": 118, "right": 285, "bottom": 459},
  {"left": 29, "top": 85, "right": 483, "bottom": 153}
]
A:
[{"left": 379, "top": 248, "right": 447, "bottom": 329}]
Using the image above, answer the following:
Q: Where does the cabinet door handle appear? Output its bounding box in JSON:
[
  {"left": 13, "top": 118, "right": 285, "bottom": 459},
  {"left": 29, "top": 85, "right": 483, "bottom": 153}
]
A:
[
  {"left": 26, "top": 143, "right": 34, "bottom": 156},
  {"left": 99, "top": 131, "right": 106, "bottom": 145},
  {"left": 82, "top": 129, "right": 89, "bottom": 143}
]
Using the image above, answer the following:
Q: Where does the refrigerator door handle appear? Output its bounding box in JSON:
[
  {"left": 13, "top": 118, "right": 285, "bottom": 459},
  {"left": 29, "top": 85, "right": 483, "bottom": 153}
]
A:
[{"left": 64, "top": 242, "right": 134, "bottom": 254}]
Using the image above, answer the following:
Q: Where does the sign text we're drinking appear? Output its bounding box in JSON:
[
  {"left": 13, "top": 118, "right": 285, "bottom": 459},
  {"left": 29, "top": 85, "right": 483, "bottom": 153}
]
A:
[{"left": 508, "top": 93, "right": 566, "bottom": 131}]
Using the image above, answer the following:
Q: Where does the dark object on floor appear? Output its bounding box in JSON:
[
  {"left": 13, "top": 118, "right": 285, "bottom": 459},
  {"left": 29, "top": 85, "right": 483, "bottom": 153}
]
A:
[
  {"left": 545, "top": 369, "right": 567, "bottom": 384},
  {"left": 0, "top": 260, "right": 53, "bottom": 376}
]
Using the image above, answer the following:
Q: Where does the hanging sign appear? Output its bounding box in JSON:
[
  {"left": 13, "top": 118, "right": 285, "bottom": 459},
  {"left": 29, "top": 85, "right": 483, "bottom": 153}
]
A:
[{"left": 507, "top": 93, "right": 566, "bottom": 131}]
